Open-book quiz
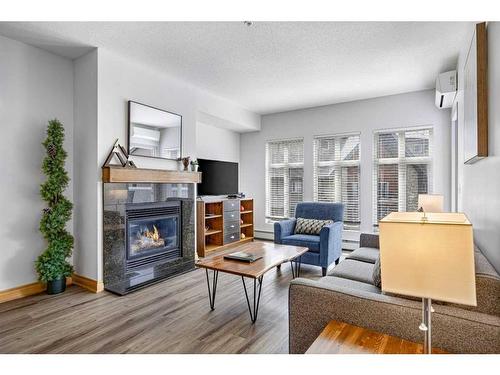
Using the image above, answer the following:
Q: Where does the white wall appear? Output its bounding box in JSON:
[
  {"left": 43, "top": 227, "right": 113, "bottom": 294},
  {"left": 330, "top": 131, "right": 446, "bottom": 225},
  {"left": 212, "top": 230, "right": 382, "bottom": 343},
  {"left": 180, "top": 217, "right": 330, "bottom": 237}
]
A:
[
  {"left": 0, "top": 36, "right": 74, "bottom": 290},
  {"left": 456, "top": 22, "right": 500, "bottom": 273},
  {"left": 68, "top": 48, "right": 258, "bottom": 282},
  {"left": 196, "top": 122, "right": 240, "bottom": 163},
  {"left": 240, "top": 89, "right": 451, "bottom": 240},
  {"left": 73, "top": 49, "right": 98, "bottom": 280},
  {"left": 0, "top": 42, "right": 253, "bottom": 287}
]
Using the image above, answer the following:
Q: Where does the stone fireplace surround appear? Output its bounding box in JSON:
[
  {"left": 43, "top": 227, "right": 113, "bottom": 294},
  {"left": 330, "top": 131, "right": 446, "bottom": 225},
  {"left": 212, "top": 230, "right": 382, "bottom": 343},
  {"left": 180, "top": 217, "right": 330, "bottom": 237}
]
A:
[{"left": 103, "top": 182, "right": 195, "bottom": 295}]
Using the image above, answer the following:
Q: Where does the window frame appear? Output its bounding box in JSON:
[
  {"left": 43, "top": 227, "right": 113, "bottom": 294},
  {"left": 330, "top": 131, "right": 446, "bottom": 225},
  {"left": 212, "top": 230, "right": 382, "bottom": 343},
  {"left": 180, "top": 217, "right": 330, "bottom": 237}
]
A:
[
  {"left": 265, "top": 138, "right": 304, "bottom": 222},
  {"left": 372, "top": 126, "right": 433, "bottom": 227},
  {"left": 313, "top": 132, "right": 361, "bottom": 230}
]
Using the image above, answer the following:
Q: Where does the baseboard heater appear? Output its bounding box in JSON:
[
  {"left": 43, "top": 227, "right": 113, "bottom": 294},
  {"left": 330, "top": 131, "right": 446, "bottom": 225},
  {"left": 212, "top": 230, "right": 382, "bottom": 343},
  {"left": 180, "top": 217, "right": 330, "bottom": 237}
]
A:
[{"left": 254, "top": 230, "right": 359, "bottom": 250}]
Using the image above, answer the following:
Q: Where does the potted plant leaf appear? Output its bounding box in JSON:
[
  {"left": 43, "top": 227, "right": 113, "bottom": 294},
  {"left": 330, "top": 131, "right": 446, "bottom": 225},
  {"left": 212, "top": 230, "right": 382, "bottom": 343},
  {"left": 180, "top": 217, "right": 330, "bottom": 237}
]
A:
[{"left": 35, "top": 119, "right": 74, "bottom": 294}]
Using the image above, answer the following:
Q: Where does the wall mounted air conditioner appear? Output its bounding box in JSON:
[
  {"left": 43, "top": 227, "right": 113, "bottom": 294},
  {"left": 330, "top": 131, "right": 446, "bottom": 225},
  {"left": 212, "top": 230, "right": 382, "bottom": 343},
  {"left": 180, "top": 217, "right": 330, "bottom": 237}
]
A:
[{"left": 435, "top": 70, "right": 457, "bottom": 109}]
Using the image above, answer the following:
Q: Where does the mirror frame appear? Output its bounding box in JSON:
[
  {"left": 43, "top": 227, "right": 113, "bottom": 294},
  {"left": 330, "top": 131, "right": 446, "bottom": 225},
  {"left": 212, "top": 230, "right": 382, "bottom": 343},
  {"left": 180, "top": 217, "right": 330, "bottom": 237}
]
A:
[{"left": 127, "top": 100, "right": 182, "bottom": 161}]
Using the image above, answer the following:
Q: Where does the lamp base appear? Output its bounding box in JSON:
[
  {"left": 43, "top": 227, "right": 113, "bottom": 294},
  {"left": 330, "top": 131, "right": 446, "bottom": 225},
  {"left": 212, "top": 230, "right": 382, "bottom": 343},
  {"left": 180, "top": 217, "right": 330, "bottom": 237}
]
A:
[{"left": 419, "top": 298, "right": 433, "bottom": 354}]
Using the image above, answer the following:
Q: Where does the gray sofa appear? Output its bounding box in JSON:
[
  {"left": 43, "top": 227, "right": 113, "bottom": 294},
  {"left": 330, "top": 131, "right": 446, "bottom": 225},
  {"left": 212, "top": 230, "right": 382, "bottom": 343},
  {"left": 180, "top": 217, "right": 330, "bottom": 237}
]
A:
[{"left": 289, "top": 233, "right": 500, "bottom": 354}]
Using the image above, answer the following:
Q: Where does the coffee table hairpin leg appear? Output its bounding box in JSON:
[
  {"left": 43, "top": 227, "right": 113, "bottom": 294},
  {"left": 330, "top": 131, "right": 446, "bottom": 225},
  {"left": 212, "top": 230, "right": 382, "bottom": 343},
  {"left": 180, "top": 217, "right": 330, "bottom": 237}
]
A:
[
  {"left": 290, "top": 256, "right": 302, "bottom": 279},
  {"left": 241, "top": 275, "right": 264, "bottom": 324},
  {"left": 205, "top": 269, "right": 219, "bottom": 310}
]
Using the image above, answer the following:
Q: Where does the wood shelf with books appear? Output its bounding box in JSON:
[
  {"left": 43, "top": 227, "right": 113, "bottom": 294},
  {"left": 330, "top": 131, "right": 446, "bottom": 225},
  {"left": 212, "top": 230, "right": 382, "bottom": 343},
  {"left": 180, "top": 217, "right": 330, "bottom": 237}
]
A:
[{"left": 196, "top": 198, "right": 254, "bottom": 257}]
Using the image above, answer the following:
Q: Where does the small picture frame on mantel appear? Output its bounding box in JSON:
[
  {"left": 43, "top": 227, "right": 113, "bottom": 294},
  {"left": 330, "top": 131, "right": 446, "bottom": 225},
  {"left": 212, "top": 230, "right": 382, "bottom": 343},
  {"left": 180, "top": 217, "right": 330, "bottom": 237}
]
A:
[{"left": 463, "top": 22, "right": 488, "bottom": 164}]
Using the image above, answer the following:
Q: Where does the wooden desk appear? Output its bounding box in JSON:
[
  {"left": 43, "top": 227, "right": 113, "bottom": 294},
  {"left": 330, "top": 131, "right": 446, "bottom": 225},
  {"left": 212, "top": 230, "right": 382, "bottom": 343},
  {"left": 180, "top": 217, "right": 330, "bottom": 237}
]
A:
[{"left": 306, "top": 320, "right": 446, "bottom": 354}]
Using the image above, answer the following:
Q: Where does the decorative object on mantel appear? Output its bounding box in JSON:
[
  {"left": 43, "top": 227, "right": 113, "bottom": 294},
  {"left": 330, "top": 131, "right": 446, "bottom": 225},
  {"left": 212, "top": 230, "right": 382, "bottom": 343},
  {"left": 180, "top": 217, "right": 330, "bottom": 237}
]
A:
[
  {"left": 190, "top": 159, "right": 199, "bottom": 172},
  {"left": 36, "top": 119, "right": 74, "bottom": 295},
  {"left": 102, "top": 139, "right": 137, "bottom": 168},
  {"left": 180, "top": 156, "right": 190, "bottom": 171},
  {"left": 463, "top": 22, "right": 488, "bottom": 164}
]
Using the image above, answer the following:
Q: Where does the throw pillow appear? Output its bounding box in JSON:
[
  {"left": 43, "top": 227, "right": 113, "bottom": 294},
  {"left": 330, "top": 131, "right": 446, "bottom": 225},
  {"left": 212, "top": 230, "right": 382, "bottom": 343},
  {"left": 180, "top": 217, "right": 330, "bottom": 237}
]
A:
[
  {"left": 373, "top": 255, "right": 382, "bottom": 288},
  {"left": 294, "top": 217, "right": 333, "bottom": 235}
]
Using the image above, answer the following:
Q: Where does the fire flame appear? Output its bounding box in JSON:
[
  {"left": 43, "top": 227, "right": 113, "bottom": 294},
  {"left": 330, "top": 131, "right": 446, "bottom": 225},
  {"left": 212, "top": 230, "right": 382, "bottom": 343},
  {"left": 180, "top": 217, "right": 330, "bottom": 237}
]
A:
[{"left": 144, "top": 225, "right": 160, "bottom": 242}]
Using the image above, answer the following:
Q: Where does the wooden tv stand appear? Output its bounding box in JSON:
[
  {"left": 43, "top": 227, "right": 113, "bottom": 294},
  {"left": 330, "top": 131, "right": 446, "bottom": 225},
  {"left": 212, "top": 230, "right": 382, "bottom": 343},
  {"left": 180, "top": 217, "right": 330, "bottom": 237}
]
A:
[{"left": 196, "top": 198, "right": 254, "bottom": 257}]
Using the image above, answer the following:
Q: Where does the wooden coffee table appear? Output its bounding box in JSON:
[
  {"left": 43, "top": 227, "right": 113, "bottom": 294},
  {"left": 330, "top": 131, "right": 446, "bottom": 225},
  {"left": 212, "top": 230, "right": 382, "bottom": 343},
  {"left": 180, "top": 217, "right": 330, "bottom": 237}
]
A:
[{"left": 196, "top": 241, "right": 308, "bottom": 323}]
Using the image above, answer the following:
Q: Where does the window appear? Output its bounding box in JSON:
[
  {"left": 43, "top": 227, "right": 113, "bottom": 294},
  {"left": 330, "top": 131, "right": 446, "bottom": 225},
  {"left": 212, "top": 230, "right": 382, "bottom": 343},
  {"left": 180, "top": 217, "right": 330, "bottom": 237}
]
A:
[
  {"left": 313, "top": 133, "right": 360, "bottom": 229},
  {"left": 373, "top": 128, "right": 433, "bottom": 226},
  {"left": 265, "top": 139, "right": 304, "bottom": 221}
]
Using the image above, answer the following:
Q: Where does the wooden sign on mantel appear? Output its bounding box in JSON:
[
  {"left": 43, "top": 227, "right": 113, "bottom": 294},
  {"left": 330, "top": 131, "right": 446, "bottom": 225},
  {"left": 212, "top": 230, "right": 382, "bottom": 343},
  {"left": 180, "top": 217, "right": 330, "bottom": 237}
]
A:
[{"left": 102, "top": 165, "right": 202, "bottom": 184}]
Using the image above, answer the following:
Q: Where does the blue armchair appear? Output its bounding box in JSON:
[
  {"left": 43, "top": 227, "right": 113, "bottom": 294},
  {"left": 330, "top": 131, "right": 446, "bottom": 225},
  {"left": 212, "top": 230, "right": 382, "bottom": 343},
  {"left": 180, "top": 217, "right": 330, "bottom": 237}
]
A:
[{"left": 274, "top": 202, "right": 344, "bottom": 276}]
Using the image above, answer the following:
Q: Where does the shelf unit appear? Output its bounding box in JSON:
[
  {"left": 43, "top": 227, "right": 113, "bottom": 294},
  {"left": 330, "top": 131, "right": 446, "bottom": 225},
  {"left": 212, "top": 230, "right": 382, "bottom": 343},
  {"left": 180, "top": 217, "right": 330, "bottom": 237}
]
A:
[
  {"left": 239, "top": 199, "right": 254, "bottom": 241},
  {"left": 196, "top": 198, "right": 254, "bottom": 257}
]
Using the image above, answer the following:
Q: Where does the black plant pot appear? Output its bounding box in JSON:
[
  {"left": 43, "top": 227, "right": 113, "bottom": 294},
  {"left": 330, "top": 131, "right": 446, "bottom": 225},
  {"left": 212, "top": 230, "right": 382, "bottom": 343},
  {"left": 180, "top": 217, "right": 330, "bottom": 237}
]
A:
[{"left": 47, "top": 277, "right": 66, "bottom": 295}]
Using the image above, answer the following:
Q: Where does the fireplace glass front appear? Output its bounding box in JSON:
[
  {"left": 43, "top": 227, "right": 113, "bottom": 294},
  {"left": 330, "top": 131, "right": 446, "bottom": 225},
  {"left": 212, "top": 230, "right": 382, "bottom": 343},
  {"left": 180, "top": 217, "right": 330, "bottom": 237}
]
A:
[{"left": 126, "top": 202, "right": 181, "bottom": 261}]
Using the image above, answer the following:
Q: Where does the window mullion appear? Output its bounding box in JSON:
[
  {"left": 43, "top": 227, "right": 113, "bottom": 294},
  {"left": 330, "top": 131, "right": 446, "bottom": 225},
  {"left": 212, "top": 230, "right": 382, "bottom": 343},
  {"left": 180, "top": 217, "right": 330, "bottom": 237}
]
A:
[
  {"left": 398, "top": 131, "right": 406, "bottom": 212},
  {"left": 334, "top": 138, "right": 341, "bottom": 202}
]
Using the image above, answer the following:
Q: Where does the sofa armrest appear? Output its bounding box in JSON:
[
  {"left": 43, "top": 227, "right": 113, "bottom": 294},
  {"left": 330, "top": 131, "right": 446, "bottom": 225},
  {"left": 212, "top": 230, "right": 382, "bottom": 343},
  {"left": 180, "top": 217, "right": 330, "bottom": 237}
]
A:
[
  {"left": 288, "top": 278, "right": 500, "bottom": 354},
  {"left": 274, "top": 218, "right": 296, "bottom": 244},
  {"left": 359, "top": 233, "right": 379, "bottom": 249},
  {"left": 319, "top": 221, "right": 343, "bottom": 265}
]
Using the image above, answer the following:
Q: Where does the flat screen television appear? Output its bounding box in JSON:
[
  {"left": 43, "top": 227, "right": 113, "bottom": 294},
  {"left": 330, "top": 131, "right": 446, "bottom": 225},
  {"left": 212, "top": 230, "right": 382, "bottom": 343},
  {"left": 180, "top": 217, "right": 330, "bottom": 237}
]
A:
[{"left": 197, "top": 159, "right": 239, "bottom": 196}]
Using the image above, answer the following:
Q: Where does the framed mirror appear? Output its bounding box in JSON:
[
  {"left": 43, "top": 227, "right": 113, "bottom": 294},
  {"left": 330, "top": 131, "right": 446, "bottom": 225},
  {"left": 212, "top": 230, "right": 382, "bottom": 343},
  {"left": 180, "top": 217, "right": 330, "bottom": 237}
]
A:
[{"left": 128, "top": 101, "right": 182, "bottom": 160}]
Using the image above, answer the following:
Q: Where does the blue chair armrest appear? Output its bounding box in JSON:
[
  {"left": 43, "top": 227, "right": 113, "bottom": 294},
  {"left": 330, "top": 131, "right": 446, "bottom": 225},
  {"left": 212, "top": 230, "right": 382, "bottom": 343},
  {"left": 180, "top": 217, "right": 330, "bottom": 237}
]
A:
[
  {"left": 274, "top": 218, "right": 297, "bottom": 244},
  {"left": 319, "top": 221, "right": 343, "bottom": 266}
]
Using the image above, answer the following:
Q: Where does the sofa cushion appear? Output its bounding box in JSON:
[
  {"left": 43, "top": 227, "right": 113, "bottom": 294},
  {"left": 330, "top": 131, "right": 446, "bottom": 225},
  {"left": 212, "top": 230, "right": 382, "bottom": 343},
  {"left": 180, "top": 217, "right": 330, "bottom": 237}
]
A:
[
  {"left": 282, "top": 234, "right": 320, "bottom": 252},
  {"left": 359, "top": 233, "right": 380, "bottom": 249},
  {"left": 446, "top": 248, "right": 500, "bottom": 317},
  {"left": 372, "top": 256, "right": 382, "bottom": 288},
  {"left": 294, "top": 217, "right": 332, "bottom": 235},
  {"left": 346, "top": 247, "right": 379, "bottom": 264},
  {"left": 317, "top": 276, "right": 381, "bottom": 294},
  {"left": 330, "top": 259, "right": 374, "bottom": 285}
]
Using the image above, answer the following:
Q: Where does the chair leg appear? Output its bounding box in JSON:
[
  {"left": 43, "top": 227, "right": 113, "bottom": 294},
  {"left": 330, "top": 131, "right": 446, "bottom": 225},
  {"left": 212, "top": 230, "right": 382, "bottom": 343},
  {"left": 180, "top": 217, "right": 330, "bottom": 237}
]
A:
[
  {"left": 335, "top": 258, "right": 340, "bottom": 265},
  {"left": 322, "top": 267, "right": 327, "bottom": 277}
]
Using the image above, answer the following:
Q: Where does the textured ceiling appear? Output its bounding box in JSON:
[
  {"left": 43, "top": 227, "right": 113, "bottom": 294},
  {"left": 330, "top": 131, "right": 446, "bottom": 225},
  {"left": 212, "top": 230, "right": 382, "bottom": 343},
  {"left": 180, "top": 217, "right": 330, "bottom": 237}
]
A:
[{"left": 0, "top": 22, "right": 472, "bottom": 114}]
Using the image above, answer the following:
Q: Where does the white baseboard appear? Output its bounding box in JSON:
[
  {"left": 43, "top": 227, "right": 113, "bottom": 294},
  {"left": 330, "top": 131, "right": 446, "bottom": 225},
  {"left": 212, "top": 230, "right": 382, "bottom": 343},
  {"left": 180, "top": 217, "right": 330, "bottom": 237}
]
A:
[{"left": 254, "top": 230, "right": 274, "bottom": 240}]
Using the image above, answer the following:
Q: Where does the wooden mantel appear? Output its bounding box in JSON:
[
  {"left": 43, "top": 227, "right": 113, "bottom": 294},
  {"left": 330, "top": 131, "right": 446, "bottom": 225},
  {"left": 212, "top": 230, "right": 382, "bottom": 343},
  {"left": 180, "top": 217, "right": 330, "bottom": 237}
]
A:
[{"left": 102, "top": 165, "right": 201, "bottom": 184}]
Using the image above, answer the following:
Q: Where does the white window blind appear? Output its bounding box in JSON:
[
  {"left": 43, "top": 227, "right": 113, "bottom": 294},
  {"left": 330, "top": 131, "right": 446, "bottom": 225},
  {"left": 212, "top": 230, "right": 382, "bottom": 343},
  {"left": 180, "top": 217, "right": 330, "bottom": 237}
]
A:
[
  {"left": 313, "top": 133, "right": 360, "bottom": 229},
  {"left": 373, "top": 128, "right": 433, "bottom": 226},
  {"left": 265, "top": 139, "right": 304, "bottom": 221}
]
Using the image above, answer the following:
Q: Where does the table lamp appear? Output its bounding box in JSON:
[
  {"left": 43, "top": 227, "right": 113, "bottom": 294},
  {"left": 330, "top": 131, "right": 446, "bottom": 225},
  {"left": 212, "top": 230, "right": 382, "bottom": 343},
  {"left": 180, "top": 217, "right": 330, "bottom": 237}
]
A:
[
  {"left": 379, "top": 212, "right": 476, "bottom": 354},
  {"left": 417, "top": 194, "right": 444, "bottom": 220}
]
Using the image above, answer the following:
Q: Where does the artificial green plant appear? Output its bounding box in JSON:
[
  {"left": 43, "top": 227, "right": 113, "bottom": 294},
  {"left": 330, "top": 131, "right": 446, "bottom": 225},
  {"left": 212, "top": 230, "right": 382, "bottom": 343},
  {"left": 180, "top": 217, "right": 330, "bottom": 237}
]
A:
[{"left": 35, "top": 119, "right": 74, "bottom": 282}]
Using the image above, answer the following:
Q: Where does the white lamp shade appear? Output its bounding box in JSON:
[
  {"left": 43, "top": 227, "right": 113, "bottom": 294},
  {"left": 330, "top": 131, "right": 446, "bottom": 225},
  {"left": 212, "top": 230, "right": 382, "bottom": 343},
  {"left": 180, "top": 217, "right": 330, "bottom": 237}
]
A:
[
  {"left": 379, "top": 212, "right": 476, "bottom": 306},
  {"left": 418, "top": 194, "right": 444, "bottom": 212}
]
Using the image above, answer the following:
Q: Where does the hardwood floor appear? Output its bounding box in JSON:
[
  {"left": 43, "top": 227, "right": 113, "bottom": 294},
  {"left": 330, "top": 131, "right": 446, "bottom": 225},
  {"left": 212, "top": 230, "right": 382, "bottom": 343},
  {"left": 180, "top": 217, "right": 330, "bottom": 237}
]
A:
[{"left": 0, "top": 261, "right": 326, "bottom": 354}]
